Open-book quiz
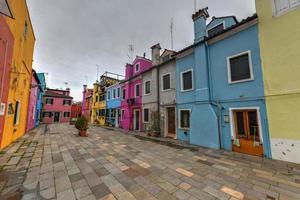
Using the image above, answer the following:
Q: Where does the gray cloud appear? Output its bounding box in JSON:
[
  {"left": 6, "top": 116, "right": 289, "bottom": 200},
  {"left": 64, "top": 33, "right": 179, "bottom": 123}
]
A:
[{"left": 27, "top": 0, "right": 255, "bottom": 101}]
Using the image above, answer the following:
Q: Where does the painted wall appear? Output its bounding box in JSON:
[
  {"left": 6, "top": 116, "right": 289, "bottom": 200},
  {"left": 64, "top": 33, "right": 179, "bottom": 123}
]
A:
[
  {"left": 35, "top": 73, "right": 46, "bottom": 127},
  {"left": 1, "top": 0, "right": 36, "bottom": 149},
  {"left": 0, "top": 16, "right": 14, "bottom": 148},
  {"left": 42, "top": 97, "right": 72, "bottom": 124},
  {"left": 106, "top": 83, "right": 121, "bottom": 126},
  {"left": 71, "top": 103, "right": 82, "bottom": 118},
  {"left": 256, "top": 1, "right": 300, "bottom": 162}
]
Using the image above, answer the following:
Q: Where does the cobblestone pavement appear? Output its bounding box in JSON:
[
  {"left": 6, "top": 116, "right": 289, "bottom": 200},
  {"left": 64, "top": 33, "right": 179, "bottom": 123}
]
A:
[{"left": 0, "top": 124, "right": 300, "bottom": 200}]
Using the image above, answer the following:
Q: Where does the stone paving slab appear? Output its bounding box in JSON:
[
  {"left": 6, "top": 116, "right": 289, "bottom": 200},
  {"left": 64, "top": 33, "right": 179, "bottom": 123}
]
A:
[{"left": 0, "top": 124, "right": 300, "bottom": 200}]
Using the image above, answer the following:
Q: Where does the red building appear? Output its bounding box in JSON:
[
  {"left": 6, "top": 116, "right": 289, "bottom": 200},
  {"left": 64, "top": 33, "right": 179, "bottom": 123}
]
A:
[
  {"left": 0, "top": 16, "right": 14, "bottom": 146},
  {"left": 71, "top": 102, "right": 82, "bottom": 119},
  {"left": 42, "top": 88, "right": 73, "bottom": 124}
]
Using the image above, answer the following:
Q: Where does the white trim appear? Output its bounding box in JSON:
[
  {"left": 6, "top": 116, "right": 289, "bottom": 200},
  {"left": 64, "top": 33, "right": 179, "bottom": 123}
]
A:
[
  {"left": 207, "top": 21, "right": 225, "bottom": 35},
  {"left": 272, "top": 0, "right": 300, "bottom": 17},
  {"left": 143, "top": 108, "right": 150, "bottom": 123},
  {"left": 178, "top": 108, "right": 191, "bottom": 130},
  {"left": 229, "top": 107, "right": 263, "bottom": 143},
  {"left": 161, "top": 72, "right": 172, "bottom": 92},
  {"left": 227, "top": 50, "right": 254, "bottom": 84},
  {"left": 164, "top": 106, "right": 177, "bottom": 138},
  {"left": 133, "top": 109, "right": 140, "bottom": 131},
  {"left": 134, "top": 63, "right": 140, "bottom": 73},
  {"left": 135, "top": 83, "right": 141, "bottom": 97},
  {"left": 143, "top": 80, "right": 151, "bottom": 96},
  {"left": 180, "top": 69, "right": 194, "bottom": 92},
  {"left": 107, "top": 91, "right": 111, "bottom": 101}
]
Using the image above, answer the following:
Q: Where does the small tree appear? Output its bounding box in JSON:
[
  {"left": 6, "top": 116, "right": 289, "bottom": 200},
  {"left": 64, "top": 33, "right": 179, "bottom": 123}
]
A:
[
  {"left": 148, "top": 111, "right": 160, "bottom": 137},
  {"left": 75, "top": 117, "right": 89, "bottom": 135}
]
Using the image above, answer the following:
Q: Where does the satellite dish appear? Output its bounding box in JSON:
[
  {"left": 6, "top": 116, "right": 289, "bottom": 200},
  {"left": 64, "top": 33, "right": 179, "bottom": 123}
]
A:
[{"left": 0, "top": 0, "right": 13, "bottom": 18}]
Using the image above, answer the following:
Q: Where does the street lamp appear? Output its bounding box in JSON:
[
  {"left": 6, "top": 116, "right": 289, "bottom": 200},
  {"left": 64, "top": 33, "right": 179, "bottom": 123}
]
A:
[{"left": 0, "top": 0, "right": 13, "bottom": 18}]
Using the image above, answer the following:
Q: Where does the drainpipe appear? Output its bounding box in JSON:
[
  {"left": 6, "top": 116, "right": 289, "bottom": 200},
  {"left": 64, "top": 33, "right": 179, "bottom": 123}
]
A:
[
  {"left": 205, "top": 42, "right": 223, "bottom": 149},
  {"left": 157, "top": 66, "right": 161, "bottom": 131},
  {"left": 0, "top": 40, "right": 9, "bottom": 102}
]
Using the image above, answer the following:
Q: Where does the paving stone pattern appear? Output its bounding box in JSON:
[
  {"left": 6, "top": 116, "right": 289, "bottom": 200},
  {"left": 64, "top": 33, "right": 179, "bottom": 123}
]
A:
[{"left": 0, "top": 124, "right": 300, "bottom": 200}]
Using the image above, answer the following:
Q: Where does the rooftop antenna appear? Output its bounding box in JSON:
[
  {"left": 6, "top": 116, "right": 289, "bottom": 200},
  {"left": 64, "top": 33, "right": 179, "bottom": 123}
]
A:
[
  {"left": 194, "top": 0, "right": 197, "bottom": 12},
  {"left": 128, "top": 44, "right": 134, "bottom": 64},
  {"left": 171, "top": 18, "right": 174, "bottom": 50},
  {"left": 64, "top": 82, "right": 68, "bottom": 88},
  {"left": 96, "top": 64, "right": 100, "bottom": 82}
]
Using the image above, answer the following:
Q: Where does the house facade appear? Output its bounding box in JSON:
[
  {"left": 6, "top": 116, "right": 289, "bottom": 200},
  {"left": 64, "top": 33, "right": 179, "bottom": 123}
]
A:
[
  {"left": 0, "top": 15, "right": 14, "bottom": 149},
  {"left": 26, "top": 70, "right": 42, "bottom": 132},
  {"left": 256, "top": 0, "right": 300, "bottom": 163},
  {"left": 71, "top": 102, "right": 82, "bottom": 119},
  {"left": 106, "top": 82, "right": 122, "bottom": 127},
  {"left": 1, "top": 0, "right": 36, "bottom": 149},
  {"left": 91, "top": 73, "right": 119, "bottom": 125},
  {"left": 82, "top": 85, "right": 93, "bottom": 119},
  {"left": 175, "top": 8, "right": 271, "bottom": 157},
  {"left": 36, "top": 73, "right": 46, "bottom": 127},
  {"left": 42, "top": 88, "right": 73, "bottom": 124},
  {"left": 120, "top": 57, "right": 152, "bottom": 131}
]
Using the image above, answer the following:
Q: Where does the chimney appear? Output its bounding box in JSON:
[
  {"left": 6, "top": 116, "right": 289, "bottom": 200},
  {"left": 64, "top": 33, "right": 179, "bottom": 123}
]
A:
[
  {"left": 192, "top": 7, "right": 209, "bottom": 43},
  {"left": 151, "top": 43, "right": 161, "bottom": 66}
]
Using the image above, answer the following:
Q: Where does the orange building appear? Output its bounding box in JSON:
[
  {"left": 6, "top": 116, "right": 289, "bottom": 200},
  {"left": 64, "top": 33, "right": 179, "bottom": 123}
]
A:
[{"left": 0, "top": 0, "right": 36, "bottom": 149}]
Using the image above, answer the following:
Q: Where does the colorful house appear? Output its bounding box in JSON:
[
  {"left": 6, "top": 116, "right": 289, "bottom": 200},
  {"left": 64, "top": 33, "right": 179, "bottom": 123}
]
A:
[
  {"left": 36, "top": 73, "right": 46, "bottom": 127},
  {"left": 106, "top": 82, "right": 123, "bottom": 127},
  {"left": 256, "top": 0, "right": 300, "bottom": 163},
  {"left": 120, "top": 57, "right": 152, "bottom": 131},
  {"left": 26, "top": 70, "right": 42, "bottom": 132},
  {"left": 1, "top": 0, "right": 36, "bottom": 149},
  {"left": 42, "top": 88, "right": 73, "bottom": 124},
  {"left": 71, "top": 102, "right": 82, "bottom": 119},
  {"left": 82, "top": 85, "right": 93, "bottom": 120},
  {"left": 141, "top": 44, "right": 177, "bottom": 138},
  {"left": 91, "top": 72, "right": 119, "bottom": 125},
  {"left": 174, "top": 8, "right": 271, "bottom": 157},
  {"left": 0, "top": 15, "right": 14, "bottom": 149}
]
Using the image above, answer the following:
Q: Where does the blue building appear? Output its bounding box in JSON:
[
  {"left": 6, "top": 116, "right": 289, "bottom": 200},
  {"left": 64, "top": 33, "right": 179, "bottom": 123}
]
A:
[
  {"left": 36, "top": 73, "right": 46, "bottom": 127},
  {"left": 175, "top": 8, "right": 271, "bottom": 158},
  {"left": 106, "top": 82, "right": 122, "bottom": 127}
]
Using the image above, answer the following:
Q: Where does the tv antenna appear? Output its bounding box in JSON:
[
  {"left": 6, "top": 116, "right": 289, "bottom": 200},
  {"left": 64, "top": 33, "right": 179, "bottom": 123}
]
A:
[
  {"left": 96, "top": 64, "right": 100, "bottom": 82},
  {"left": 171, "top": 18, "right": 174, "bottom": 50},
  {"left": 128, "top": 44, "right": 134, "bottom": 64},
  {"left": 194, "top": 0, "right": 197, "bottom": 12}
]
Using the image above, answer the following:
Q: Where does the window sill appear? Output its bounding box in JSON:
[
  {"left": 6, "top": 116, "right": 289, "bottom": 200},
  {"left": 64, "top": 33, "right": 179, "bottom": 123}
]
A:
[
  {"left": 181, "top": 89, "right": 194, "bottom": 93},
  {"left": 179, "top": 127, "right": 190, "bottom": 131},
  {"left": 228, "top": 78, "right": 254, "bottom": 85}
]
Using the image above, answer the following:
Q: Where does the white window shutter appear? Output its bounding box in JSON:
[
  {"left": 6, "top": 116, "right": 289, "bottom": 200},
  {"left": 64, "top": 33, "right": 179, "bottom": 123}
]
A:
[
  {"left": 274, "top": 0, "right": 290, "bottom": 14},
  {"left": 290, "top": 0, "right": 300, "bottom": 7}
]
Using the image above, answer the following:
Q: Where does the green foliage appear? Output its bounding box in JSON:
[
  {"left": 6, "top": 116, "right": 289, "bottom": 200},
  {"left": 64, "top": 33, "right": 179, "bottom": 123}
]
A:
[
  {"left": 148, "top": 111, "right": 160, "bottom": 132},
  {"left": 75, "top": 117, "right": 89, "bottom": 131}
]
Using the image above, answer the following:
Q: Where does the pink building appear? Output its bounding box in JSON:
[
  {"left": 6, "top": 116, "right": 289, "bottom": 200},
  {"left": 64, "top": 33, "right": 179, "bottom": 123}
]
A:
[
  {"left": 81, "top": 85, "right": 93, "bottom": 119},
  {"left": 120, "top": 57, "right": 152, "bottom": 131},
  {"left": 42, "top": 88, "right": 73, "bottom": 124},
  {"left": 26, "top": 70, "right": 41, "bottom": 131}
]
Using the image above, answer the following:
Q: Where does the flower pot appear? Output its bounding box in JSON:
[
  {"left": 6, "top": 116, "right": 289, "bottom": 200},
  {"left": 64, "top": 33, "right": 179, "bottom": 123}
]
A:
[{"left": 79, "top": 130, "right": 88, "bottom": 137}]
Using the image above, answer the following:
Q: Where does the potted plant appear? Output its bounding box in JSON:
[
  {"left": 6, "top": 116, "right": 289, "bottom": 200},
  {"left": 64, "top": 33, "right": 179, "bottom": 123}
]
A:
[
  {"left": 148, "top": 112, "right": 161, "bottom": 137},
  {"left": 75, "top": 117, "right": 89, "bottom": 137}
]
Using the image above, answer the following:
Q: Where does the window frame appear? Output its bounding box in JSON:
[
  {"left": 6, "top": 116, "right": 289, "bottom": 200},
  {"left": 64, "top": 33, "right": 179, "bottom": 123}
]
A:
[
  {"left": 180, "top": 69, "right": 194, "bottom": 92},
  {"left": 143, "top": 108, "right": 150, "bottom": 123},
  {"left": 161, "top": 72, "right": 172, "bottom": 92},
  {"left": 135, "top": 84, "right": 141, "bottom": 97},
  {"left": 122, "top": 89, "right": 126, "bottom": 100},
  {"left": 63, "top": 99, "right": 71, "bottom": 105},
  {"left": 178, "top": 109, "right": 191, "bottom": 130},
  {"left": 113, "top": 89, "right": 116, "bottom": 99},
  {"left": 227, "top": 50, "right": 254, "bottom": 84},
  {"left": 144, "top": 80, "right": 151, "bottom": 95},
  {"left": 207, "top": 21, "right": 225, "bottom": 37},
  {"left": 13, "top": 100, "right": 21, "bottom": 126},
  {"left": 107, "top": 91, "right": 111, "bottom": 100},
  {"left": 272, "top": 0, "right": 300, "bottom": 16},
  {"left": 117, "top": 88, "right": 120, "bottom": 98},
  {"left": 46, "top": 98, "right": 53, "bottom": 105},
  {"left": 64, "top": 112, "right": 70, "bottom": 118},
  {"left": 135, "top": 63, "right": 140, "bottom": 73}
]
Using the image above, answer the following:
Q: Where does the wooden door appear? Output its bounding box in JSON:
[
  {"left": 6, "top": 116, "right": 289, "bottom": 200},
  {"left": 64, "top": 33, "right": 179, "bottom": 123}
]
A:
[
  {"left": 167, "top": 107, "right": 176, "bottom": 138},
  {"left": 134, "top": 110, "right": 140, "bottom": 131},
  {"left": 232, "top": 110, "right": 263, "bottom": 156},
  {"left": 54, "top": 112, "right": 60, "bottom": 123}
]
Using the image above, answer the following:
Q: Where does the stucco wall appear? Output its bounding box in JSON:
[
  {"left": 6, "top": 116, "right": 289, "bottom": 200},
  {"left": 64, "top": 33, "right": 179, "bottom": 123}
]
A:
[
  {"left": 42, "top": 97, "right": 72, "bottom": 124},
  {"left": 26, "top": 75, "right": 38, "bottom": 131}
]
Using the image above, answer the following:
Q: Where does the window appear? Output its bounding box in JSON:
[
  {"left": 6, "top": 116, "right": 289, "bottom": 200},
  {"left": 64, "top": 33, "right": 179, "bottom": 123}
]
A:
[
  {"left": 208, "top": 23, "right": 224, "bottom": 37},
  {"left": 64, "top": 112, "right": 70, "bottom": 118},
  {"left": 0, "top": 103, "right": 5, "bottom": 116},
  {"left": 99, "top": 109, "right": 105, "bottom": 116},
  {"left": 121, "top": 109, "right": 125, "bottom": 120},
  {"left": 135, "top": 63, "right": 140, "bottom": 73},
  {"left": 43, "top": 112, "right": 51, "bottom": 118},
  {"left": 7, "top": 103, "right": 14, "bottom": 115},
  {"left": 13, "top": 101, "right": 21, "bottom": 125},
  {"left": 122, "top": 89, "right": 126, "bottom": 100},
  {"left": 143, "top": 108, "right": 150, "bottom": 123},
  {"left": 227, "top": 51, "right": 253, "bottom": 84},
  {"left": 63, "top": 100, "right": 71, "bottom": 105},
  {"left": 117, "top": 88, "right": 120, "bottom": 98},
  {"left": 179, "top": 109, "right": 190, "bottom": 129},
  {"left": 96, "top": 96, "right": 99, "bottom": 102},
  {"left": 107, "top": 91, "right": 111, "bottom": 100},
  {"left": 46, "top": 98, "right": 53, "bottom": 105},
  {"left": 135, "top": 84, "right": 140, "bottom": 97},
  {"left": 144, "top": 81, "right": 151, "bottom": 95},
  {"left": 273, "top": 0, "right": 300, "bottom": 16},
  {"left": 113, "top": 89, "right": 116, "bottom": 99},
  {"left": 162, "top": 73, "right": 171, "bottom": 91},
  {"left": 181, "top": 70, "right": 193, "bottom": 91}
]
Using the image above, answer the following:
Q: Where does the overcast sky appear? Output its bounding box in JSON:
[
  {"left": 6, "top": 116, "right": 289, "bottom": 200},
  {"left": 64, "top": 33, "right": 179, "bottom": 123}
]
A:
[{"left": 27, "top": 0, "right": 256, "bottom": 101}]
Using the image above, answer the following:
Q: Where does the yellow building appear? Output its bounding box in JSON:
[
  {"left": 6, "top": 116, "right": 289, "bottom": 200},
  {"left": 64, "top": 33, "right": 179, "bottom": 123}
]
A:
[
  {"left": 1, "top": 0, "right": 35, "bottom": 149},
  {"left": 91, "top": 73, "right": 119, "bottom": 126},
  {"left": 256, "top": 0, "right": 300, "bottom": 163}
]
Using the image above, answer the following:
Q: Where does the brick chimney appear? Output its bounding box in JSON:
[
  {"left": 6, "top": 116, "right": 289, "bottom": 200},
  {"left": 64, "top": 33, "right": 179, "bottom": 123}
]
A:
[
  {"left": 192, "top": 7, "right": 209, "bottom": 43},
  {"left": 151, "top": 43, "right": 161, "bottom": 66}
]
